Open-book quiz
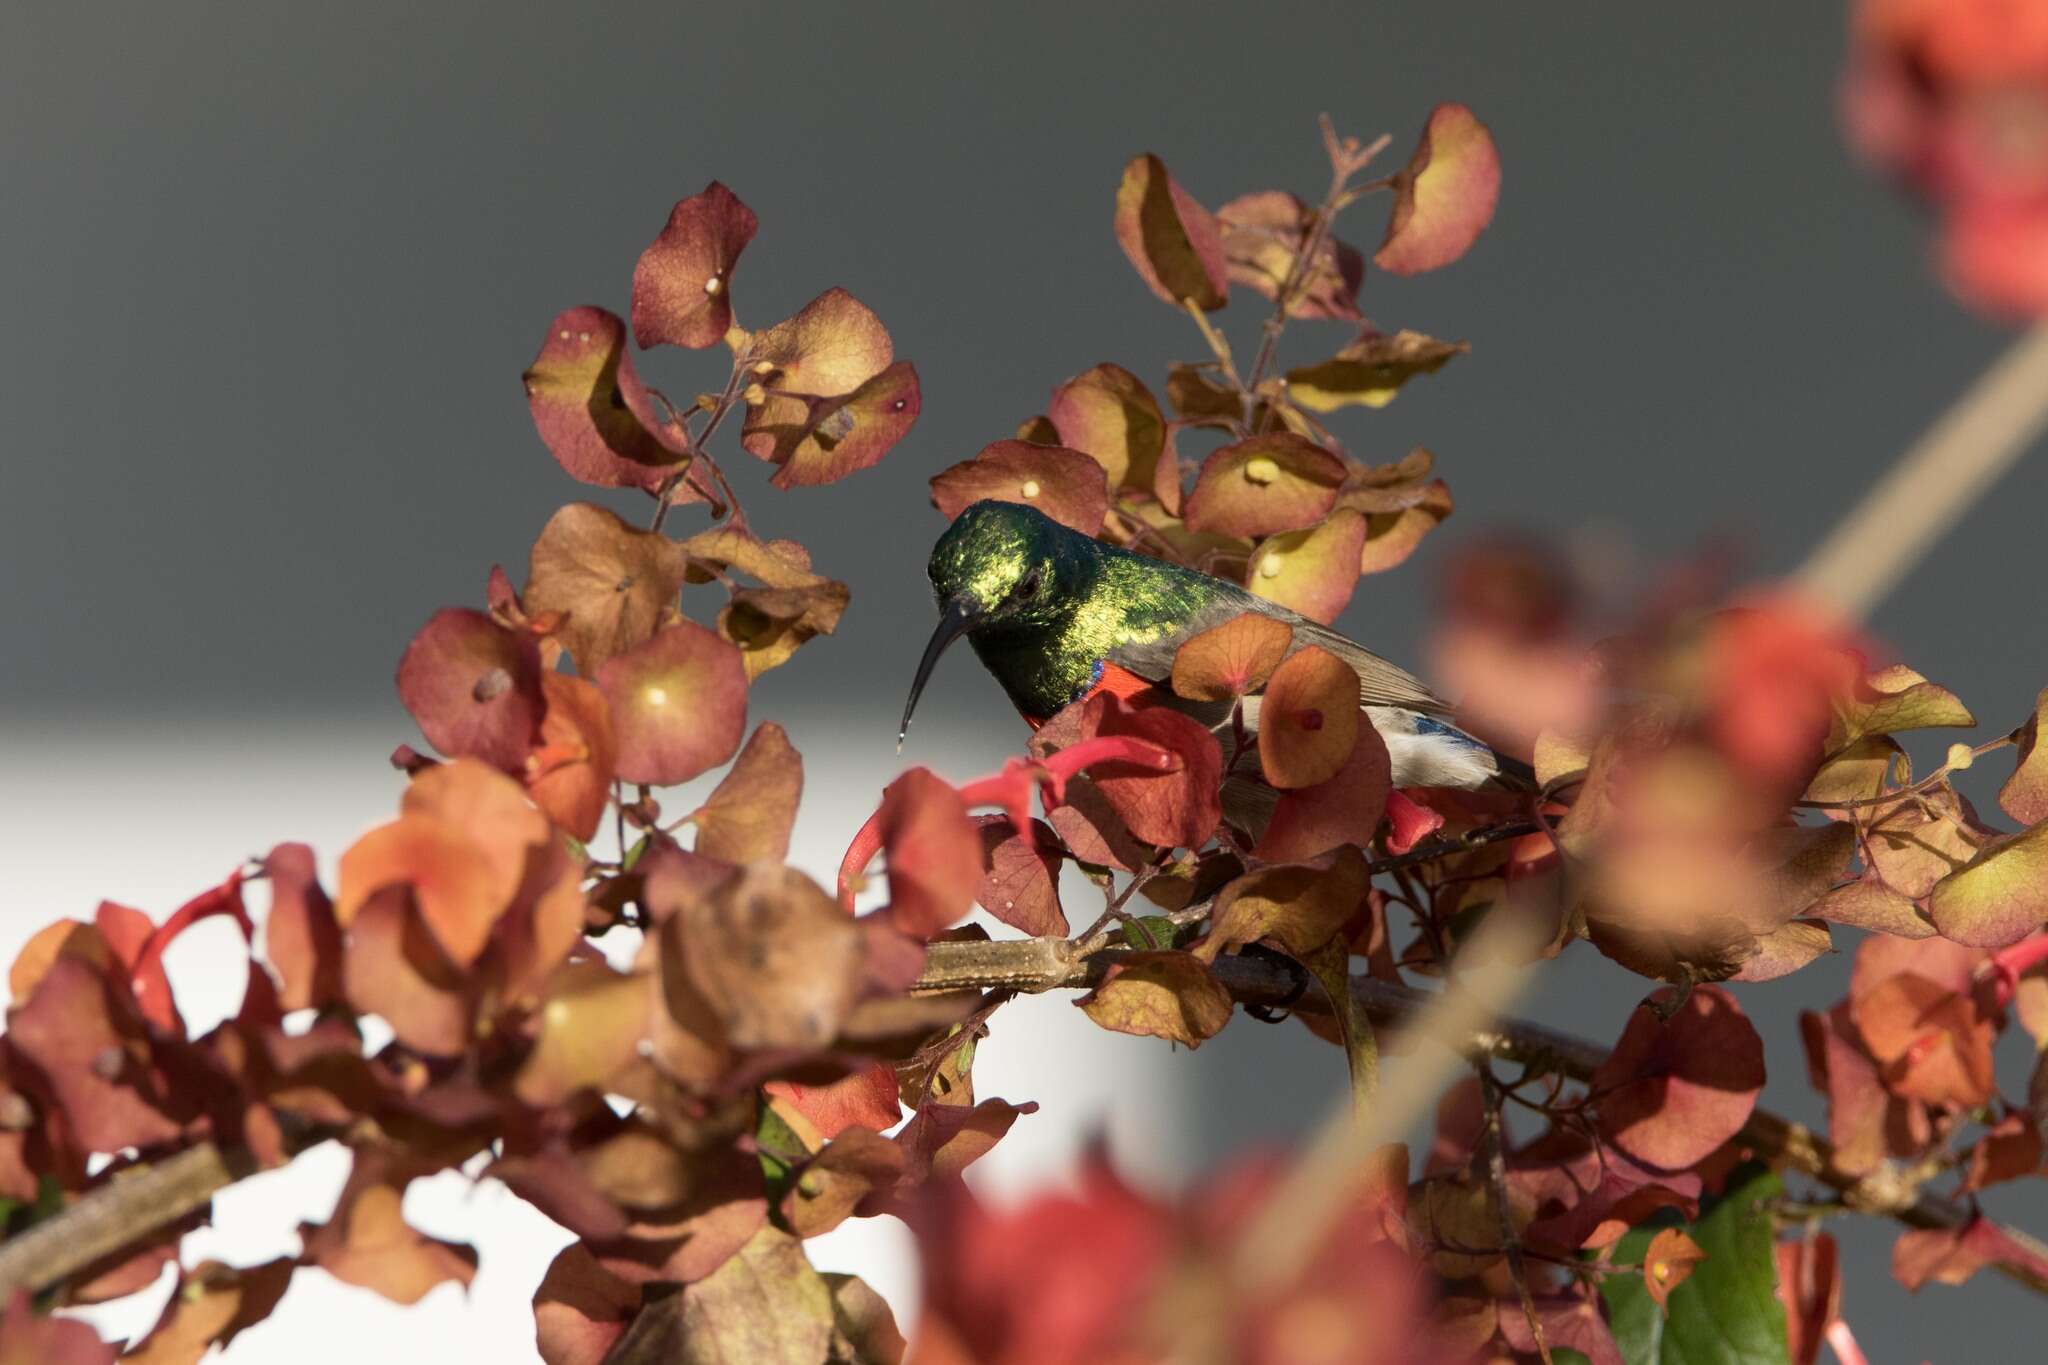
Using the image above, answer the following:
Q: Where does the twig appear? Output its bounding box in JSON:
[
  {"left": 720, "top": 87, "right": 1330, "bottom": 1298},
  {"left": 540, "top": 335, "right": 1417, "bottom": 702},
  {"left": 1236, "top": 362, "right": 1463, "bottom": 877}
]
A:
[
  {"left": 1239, "top": 117, "right": 1386, "bottom": 409},
  {"left": 1794, "top": 733, "right": 2017, "bottom": 812},
  {"left": 1481, "top": 1065, "right": 1553, "bottom": 1365},
  {"left": 1798, "top": 320, "right": 2048, "bottom": 621},
  {"left": 0, "top": 1141, "right": 255, "bottom": 1299}
]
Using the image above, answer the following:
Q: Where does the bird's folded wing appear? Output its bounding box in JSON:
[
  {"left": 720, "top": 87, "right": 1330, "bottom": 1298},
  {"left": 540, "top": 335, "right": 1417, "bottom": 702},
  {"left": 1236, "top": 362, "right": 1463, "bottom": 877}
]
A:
[
  {"left": 1104, "top": 588, "right": 1452, "bottom": 717},
  {"left": 1288, "top": 618, "right": 1453, "bottom": 716}
]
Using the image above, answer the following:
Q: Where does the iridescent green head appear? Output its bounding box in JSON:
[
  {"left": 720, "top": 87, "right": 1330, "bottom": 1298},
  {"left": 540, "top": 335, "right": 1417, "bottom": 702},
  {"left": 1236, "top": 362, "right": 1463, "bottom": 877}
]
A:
[
  {"left": 925, "top": 499, "right": 1070, "bottom": 621},
  {"left": 900, "top": 500, "right": 1082, "bottom": 745}
]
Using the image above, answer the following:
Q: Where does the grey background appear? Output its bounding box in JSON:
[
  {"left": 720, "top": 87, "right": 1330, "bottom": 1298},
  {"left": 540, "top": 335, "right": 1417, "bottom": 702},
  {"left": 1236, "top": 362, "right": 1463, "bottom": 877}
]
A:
[{"left": 6, "top": 0, "right": 2046, "bottom": 1356}]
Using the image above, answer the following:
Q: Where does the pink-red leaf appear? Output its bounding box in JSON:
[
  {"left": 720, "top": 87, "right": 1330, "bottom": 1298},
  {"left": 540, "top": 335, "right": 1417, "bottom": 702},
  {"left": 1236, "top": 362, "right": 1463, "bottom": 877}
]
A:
[
  {"left": 874, "top": 769, "right": 983, "bottom": 938},
  {"left": 1592, "top": 985, "right": 1765, "bottom": 1171},
  {"left": 396, "top": 607, "right": 545, "bottom": 772},
  {"left": 631, "top": 181, "right": 758, "bottom": 350},
  {"left": 521, "top": 307, "right": 689, "bottom": 494},
  {"left": 1258, "top": 645, "right": 1360, "bottom": 789},
  {"left": 597, "top": 619, "right": 749, "bottom": 787},
  {"left": 930, "top": 440, "right": 1111, "bottom": 536}
]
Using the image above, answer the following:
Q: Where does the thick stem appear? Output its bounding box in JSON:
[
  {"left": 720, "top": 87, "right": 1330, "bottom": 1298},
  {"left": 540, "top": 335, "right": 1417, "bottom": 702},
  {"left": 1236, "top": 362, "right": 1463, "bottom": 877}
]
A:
[{"left": 0, "top": 1141, "right": 256, "bottom": 1300}]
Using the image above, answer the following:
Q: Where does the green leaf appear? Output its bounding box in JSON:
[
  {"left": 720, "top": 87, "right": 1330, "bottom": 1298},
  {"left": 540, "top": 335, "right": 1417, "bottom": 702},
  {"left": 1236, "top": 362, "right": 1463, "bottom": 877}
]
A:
[
  {"left": 1, "top": 1175, "right": 63, "bottom": 1238},
  {"left": 755, "top": 1099, "right": 809, "bottom": 1199},
  {"left": 1123, "top": 915, "right": 1184, "bottom": 950},
  {"left": 1600, "top": 1164, "right": 1790, "bottom": 1365}
]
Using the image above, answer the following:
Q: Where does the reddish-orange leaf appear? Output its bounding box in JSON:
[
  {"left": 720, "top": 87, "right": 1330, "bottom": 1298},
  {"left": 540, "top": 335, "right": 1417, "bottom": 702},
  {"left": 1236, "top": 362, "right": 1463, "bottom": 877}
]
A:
[
  {"left": 1195, "top": 846, "right": 1369, "bottom": 963},
  {"left": 262, "top": 841, "right": 342, "bottom": 1012},
  {"left": 1353, "top": 478, "right": 1454, "bottom": 575},
  {"left": 0, "top": 1290, "right": 116, "bottom": 1365},
  {"left": 1258, "top": 645, "right": 1360, "bottom": 789},
  {"left": 1592, "top": 986, "right": 1765, "bottom": 1171},
  {"left": 301, "top": 1160, "right": 478, "bottom": 1306},
  {"left": 746, "top": 287, "right": 893, "bottom": 397},
  {"left": 336, "top": 813, "right": 502, "bottom": 967},
  {"left": 975, "top": 816, "right": 1068, "bottom": 937},
  {"left": 898, "top": 1096, "right": 1038, "bottom": 1184},
  {"left": 766, "top": 1065, "right": 903, "bottom": 1145},
  {"left": 401, "top": 757, "right": 552, "bottom": 919},
  {"left": 121, "top": 1259, "right": 294, "bottom": 1365},
  {"left": 1033, "top": 693, "right": 1222, "bottom": 850},
  {"left": 534, "top": 1244, "right": 637, "bottom": 1365},
  {"left": 1045, "top": 363, "right": 1166, "bottom": 491},
  {"left": 7, "top": 956, "right": 182, "bottom": 1153},
  {"left": 1643, "top": 1227, "right": 1708, "bottom": 1312},
  {"left": 1893, "top": 1215, "right": 2048, "bottom": 1290},
  {"left": 781, "top": 1127, "right": 909, "bottom": 1239},
  {"left": 7, "top": 919, "right": 113, "bottom": 1004},
  {"left": 874, "top": 769, "right": 983, "bottom": 938},
  {"left": 1960, "top": 1113, "right": 2043, "bottom": 1192},
  {"left": 1113, "top": 153, "right": 1228, "bottom": 311},
  {"left": 1375, "top": 103, "right": 1501, "bottom": 275},
  {"left": 1216, "top": 189, "right": 1363, "bottom": 320},
  {"left": 1183, "top": 434, "right": 1346, "bottom": 539},
  {"left": 1999, "top": 686, "right": 2048, "bottom": 825},
  {"left": 759, "top": 360, "right": 922, "bottom": 489},
  {"left": 1170, "top": 612, "right": 1295, "bottom": 701},
  {"left": 340, "top": 888, "right": 474, "bottom": 1057},
  {"left": 524, "top": 671, "right": 617, "bottom": 841},
  {"left": 686, "top": 531, "right": 850, "bottom": 680}
]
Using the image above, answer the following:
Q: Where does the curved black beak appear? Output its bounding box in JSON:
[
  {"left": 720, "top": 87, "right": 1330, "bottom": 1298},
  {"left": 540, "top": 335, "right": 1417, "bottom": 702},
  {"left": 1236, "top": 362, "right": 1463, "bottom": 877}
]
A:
[{"left": 898, "top": 595, "right": 979, "bottom": 750}]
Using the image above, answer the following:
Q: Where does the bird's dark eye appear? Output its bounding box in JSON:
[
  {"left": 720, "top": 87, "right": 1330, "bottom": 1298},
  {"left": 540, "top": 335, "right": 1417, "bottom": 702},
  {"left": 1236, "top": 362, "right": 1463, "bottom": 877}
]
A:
[{"left": 1016, "top": 570, "right": 1042, "bottom": 600}]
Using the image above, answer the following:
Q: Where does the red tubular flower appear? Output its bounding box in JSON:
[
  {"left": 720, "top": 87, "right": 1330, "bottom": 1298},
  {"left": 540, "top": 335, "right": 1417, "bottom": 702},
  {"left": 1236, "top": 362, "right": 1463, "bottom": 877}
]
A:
[
  {"left": 127, "top": 869, "right": 253, "bottom": 1033},
  {"left": 835, "top": 739, "right": 1176, "bottom": 910}
]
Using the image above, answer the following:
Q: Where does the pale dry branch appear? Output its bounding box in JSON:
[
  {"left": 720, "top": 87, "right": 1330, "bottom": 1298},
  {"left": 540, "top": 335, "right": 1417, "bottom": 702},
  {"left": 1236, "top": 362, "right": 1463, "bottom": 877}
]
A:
[{"left": 1798, "top": 321, "right": 2048, "bottom": 621}]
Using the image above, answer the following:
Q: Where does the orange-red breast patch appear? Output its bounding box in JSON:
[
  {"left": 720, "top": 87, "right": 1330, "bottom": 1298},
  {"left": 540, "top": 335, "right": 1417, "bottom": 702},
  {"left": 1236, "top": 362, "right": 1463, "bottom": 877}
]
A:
[{"left": 1021, "top": 661, "right": 1161, "bottom": 729}]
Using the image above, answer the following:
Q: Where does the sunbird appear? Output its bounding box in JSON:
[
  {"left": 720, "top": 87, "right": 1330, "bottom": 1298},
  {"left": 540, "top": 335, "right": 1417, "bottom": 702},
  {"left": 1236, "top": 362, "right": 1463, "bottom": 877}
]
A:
[{"left": 900, "top": 500, "right": 1525, "bottom": 817}]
